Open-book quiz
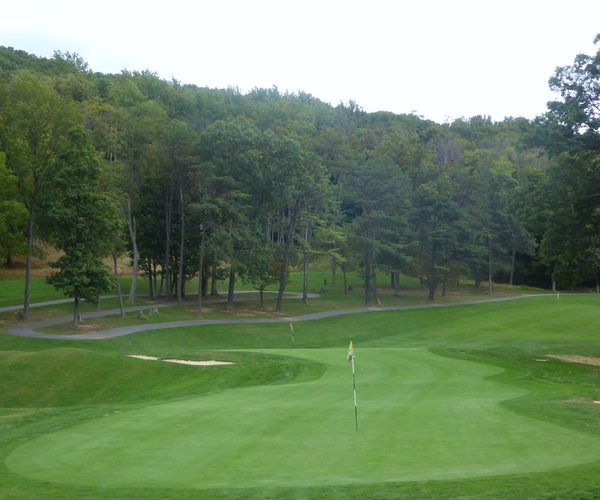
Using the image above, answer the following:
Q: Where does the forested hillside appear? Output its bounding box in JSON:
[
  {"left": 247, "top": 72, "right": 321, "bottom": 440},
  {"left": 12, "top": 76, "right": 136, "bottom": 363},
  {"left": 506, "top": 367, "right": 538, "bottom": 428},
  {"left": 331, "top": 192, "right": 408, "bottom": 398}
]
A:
[{"left": 1, "top": 39, "right": 599, "bottom": 317}]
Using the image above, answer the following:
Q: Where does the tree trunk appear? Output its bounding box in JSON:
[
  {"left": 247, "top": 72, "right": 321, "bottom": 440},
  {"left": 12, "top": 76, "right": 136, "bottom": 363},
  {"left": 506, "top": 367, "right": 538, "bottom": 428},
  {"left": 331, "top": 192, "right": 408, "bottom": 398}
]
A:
[
  {"left": 331, "top": 257, "right": 337, "bottom": 293},
  {"left": 73, "top": 295, "right": 80, "bottom": 326},
  {"left": 113, "top": 251, "right": 125, "bottom": 318},
  {"left": 509, "top": 248, "right": 516, "bottom": 286},
  {"left": 342, "top": 264, "right": 348, "bottom": 294},
  {"left": 429, "top": 269, "right": 437, "bottom": 302},
  {"left": 303, "top": 250, "right": 309, "bottom": 304},
  {"left": 197, "top": 226, "right": 204, "bottom": 316},
  {"left": 276, "top": 200, "right": 301, "bottom": 313},
  {"left": 152, "top": 261, "right": 158, "bottom": 298},
  {"left": 364, "top": 242, "right": 372, "bottom": 307},
  {"left": 488, "top": 236, "right": 494, "bottom": 296},
  {"left": 201, "top": 265, "right": 208, "bottom": 297},
  {"left": 393, "top": 271, "right": 400, "bottom": 296},
  {"left": 226, "top": 266, "right": 235, "bottom": 311},
  {"left": 22, "top": 206, "right": 35, "bottom": 321},
  {"left": 259, "top": 288, "right": 264, "bottom": 307},
  {"left": 164, "top": 202, "right": 171, "bottom": 301},
  {"left": 127, "top": 194, "right": 139, "bottom": 304},
  {"left": 157, "top": 271, "right": 164, "bottom": 297},
  {"left": 302, "top": 227, "right": 310, "bottom": 304},
  {"left": 211, "top": 264, "right": 219, "bottom": 296},
  {"left": 148, "top": 267, "right": 154, "bottom": 298},
  {"left": 177, "top": 186, "right": 185, "bottom": 305},
  {"left": 428, "top": 247, "right": 437, "bottom": 301},
  {"left": 373, "top": 268, "right": 381, "bottom": 306}
]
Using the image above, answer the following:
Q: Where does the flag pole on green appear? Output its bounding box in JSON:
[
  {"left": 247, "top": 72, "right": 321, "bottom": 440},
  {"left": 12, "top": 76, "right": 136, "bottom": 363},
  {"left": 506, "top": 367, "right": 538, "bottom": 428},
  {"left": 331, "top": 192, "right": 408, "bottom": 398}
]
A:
[{"left": 347, "top": 341, "right": 358, "bottom": 431}]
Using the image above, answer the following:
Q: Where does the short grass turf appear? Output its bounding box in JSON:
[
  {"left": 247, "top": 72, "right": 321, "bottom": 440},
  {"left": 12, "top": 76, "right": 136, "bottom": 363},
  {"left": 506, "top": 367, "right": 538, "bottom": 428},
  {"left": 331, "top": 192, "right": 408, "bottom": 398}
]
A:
[
  {"left": 6, "top": 346, "right": 600, "bottom": 490},
  {"left": 3, "top": 294, "right": 600, "bottom": 497}
]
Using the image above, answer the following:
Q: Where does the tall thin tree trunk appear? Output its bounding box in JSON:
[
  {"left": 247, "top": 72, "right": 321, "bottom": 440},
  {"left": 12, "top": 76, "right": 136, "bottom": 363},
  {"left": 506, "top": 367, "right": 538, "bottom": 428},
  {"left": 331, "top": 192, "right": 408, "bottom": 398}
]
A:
[
  {"left": 157, "top": 271, "right": 164, "bottom": 297},
  {"left": 509, "top": 248, "right": 516, "bottom": 286},
  {"left": 148, "top": 267, "right": 154, "bottom": 298},
  {"left": 303, "top": 251, "right": 309, "bottom": 304},
  {"left": 373, "top": 268, "right": 381, "bottom": 306},
  {"left": 127, "top": 194, "right": 139, "bottom": 304},
  {"left": 177, "top": 186, "right": 185, "bottom": 305},
  {"left": 428, "top": 246, "right": 437, "bottom": 301},
  {"left": 226, "top": 266, "right": 235, "bottom": 311},
  {"left": 331, "top": 257, "right": 337, "bottom": 293},
  {"left": 302, "top": 227, "right": 309, "bottom": 304},
  {"left": 113, "top": 251, "right": 125, "bottom": 318},
  {"left": 488, "top": 236, "right": 494, "bottom": 296},
  {"left": 164, "top": 189, "right": 173, "bottom": 301},
  {"left": 211, "top": 264, "right": 219, "bottom": 296},
  {"left": 73, "top": 295, "right": 80, "bottom": 326},
  {"left": 364, "top": 243, "right": 372, "bottom": 307},
  {"left": 152, "top": 261, "right": 158, "bottom": 298},
  {"left": 276, "top": 200, "right": 301, "bottom": 313},
  {"left": 22, "top": 207, "right": 35, "bottom": 320},
  {"left": 342, "top": 264, "right": 348, "bottom": 294},
  {"left": 197, "top": 226, "right": 204, "bottom": 316}
]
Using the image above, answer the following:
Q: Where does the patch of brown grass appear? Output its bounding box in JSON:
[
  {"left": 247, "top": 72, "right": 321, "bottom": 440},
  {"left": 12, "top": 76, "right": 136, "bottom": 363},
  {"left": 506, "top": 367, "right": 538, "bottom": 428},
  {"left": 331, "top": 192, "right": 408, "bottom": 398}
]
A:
[{"left": 547, "top": 354, "right": 600, "bottom": 367}]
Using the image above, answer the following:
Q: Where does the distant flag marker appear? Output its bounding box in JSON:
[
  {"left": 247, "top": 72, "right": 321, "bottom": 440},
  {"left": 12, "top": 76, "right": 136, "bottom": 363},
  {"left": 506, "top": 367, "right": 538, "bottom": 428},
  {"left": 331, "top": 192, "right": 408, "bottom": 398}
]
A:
[{"left": 347, "top": 341, "right": 358, "bottom": 431}]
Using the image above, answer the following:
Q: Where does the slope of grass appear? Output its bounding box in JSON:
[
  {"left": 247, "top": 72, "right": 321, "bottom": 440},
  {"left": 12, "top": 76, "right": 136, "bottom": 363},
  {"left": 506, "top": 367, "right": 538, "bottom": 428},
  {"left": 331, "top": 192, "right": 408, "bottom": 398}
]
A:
[
  {"left": 2, "top": 293, "right": 600, "bottom": 497},
  {"left": 8, "top": 347, "right": 600, "bottom": 490}
]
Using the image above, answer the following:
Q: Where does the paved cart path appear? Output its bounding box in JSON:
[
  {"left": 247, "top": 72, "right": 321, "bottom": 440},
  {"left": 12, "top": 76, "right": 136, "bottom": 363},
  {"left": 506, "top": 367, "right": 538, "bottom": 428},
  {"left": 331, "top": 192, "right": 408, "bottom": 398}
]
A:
[{"left": 3, "top": 293, "right": 552, "bottom": 340}]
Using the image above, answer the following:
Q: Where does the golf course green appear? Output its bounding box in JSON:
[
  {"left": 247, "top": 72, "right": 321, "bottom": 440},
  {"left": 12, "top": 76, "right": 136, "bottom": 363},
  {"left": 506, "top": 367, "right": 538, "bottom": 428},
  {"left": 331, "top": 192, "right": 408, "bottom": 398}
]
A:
[
  {"left": 2, "top": 291, "right": 600, "bottom": 498},
  {"left": 7, "top": 347, "right": 600, "bottom": 490}
]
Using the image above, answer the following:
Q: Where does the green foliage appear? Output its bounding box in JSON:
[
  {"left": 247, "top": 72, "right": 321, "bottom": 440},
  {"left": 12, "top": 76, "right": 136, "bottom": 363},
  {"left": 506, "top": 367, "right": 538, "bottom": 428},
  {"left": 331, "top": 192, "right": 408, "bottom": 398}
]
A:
[
  {"left": 44, "top": 128, "right": 118, "bottom": 309},
  {"left": 3, "top": 39, "right": 600, "bottom": 309},
  {"left": 0, "top": 153, "right": 27, "bottom": 263}
]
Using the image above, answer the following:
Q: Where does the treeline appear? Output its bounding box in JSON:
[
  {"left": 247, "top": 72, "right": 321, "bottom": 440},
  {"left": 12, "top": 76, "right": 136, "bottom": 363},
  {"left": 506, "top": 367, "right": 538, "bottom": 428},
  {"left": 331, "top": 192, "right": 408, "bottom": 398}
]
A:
[{"left": 1, "top": 40, "right": 600, "bottom": 321}]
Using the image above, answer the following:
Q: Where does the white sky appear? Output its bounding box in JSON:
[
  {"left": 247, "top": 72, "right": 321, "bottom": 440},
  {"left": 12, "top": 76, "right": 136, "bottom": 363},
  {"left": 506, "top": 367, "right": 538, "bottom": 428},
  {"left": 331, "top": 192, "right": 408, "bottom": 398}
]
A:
[{"left": 2, "top": 0, "right": 600, "bottom": 123}]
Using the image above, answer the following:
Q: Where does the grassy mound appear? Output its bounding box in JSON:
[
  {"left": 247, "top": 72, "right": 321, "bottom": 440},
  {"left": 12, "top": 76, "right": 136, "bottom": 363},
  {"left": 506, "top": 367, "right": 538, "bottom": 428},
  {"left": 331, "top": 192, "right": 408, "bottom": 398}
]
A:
[{"left": 0, "top": 348, "right": 325, "bottom": 407}]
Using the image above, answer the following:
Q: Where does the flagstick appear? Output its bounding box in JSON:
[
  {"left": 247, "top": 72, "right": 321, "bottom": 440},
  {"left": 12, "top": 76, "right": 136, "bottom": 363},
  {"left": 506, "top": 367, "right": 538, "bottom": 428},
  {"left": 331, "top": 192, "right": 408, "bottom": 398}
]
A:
[{"left": 351, "top": 354, "right": 358, "bottom": 431}]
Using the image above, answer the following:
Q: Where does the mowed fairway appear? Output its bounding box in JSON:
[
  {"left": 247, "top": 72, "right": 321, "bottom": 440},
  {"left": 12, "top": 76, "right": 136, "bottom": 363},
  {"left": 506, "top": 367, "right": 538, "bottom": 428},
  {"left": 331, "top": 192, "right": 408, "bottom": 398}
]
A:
[{"left": 7, "top": 343, "right": 600, "bottom": 490}]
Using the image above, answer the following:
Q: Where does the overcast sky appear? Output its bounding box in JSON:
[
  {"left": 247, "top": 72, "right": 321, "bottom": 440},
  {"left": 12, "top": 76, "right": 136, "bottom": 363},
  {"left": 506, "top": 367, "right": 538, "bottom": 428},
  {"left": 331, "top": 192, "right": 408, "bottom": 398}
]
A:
[{"left": 2, "top": 0, "right": 600, "bottom": 123}]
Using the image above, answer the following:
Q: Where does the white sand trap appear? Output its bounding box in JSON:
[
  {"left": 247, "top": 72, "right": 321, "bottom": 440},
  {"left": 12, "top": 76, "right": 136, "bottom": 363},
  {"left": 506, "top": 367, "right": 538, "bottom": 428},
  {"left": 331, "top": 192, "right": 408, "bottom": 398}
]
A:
[
  {"left": 163, "top": 358, "right": 233, "bottom": 366},
  {"left": 127, "top": 354, "right": 233, "bottom": 366}
]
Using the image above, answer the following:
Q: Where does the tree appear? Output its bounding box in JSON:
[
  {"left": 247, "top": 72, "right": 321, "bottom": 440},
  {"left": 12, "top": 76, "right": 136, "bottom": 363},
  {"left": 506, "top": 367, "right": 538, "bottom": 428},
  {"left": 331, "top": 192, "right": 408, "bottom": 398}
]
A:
[
  {"left": 539, "top": 153, "right": 600, "bottom": 288},
  {"left": 108, "top": 75, "right": 168, "bottom": 304},
  {"left": 44, "top": 128, "right": 119, "bottom": 325},
  {"left": 0, "top": 152, "right": 28, "bottom": 265},
  {"left": 411, "top": 178, "right": 466, "bottom": 300},
  {"left": 0, "top": 71, "right": 79, "bottom": 319},
  {"left": 547, "top": 34, "right": 600, "bottom": 152},
  {"left": 269, "top": 146, "right": 329, "bottom": 313},
  {"left": 243, "top": 232, "right": 279, "bottom": 307},
  {"left": 197, "top": 119, "right": 262, "bottom": 311},
  {"left": 344, "top": 159, "right": 411, "bottom": 306}
]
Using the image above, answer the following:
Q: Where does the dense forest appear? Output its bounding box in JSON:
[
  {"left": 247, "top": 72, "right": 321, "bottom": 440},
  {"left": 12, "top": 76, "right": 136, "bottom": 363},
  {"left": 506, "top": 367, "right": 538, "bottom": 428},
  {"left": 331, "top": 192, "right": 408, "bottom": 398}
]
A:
[{"left": 1, "top": 37, "right": 600, "bottom": 320}]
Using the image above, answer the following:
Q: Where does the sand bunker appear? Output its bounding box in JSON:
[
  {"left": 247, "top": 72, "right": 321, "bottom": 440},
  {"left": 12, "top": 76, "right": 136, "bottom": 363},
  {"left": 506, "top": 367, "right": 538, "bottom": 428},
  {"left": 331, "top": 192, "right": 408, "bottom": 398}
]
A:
[
  {"left": 127, "top": 354, "right": 233, "bottom": 366},
  {"left": 547, "top": 354, "right": 600, "bottom": 367}
]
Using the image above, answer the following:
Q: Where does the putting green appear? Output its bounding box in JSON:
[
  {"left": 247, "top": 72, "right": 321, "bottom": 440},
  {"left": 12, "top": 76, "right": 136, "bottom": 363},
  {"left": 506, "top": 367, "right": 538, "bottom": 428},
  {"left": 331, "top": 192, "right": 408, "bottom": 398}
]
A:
[{"left": 7, "top": 348, "right": 600, "bottom": 490}]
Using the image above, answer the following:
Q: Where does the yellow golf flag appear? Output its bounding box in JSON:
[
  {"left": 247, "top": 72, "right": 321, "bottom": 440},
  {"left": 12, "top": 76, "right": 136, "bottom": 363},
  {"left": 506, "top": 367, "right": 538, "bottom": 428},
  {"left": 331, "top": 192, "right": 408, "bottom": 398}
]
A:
[{"left": 347, "top": 341, "right": 355, "bottom": 362}]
